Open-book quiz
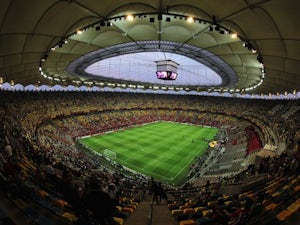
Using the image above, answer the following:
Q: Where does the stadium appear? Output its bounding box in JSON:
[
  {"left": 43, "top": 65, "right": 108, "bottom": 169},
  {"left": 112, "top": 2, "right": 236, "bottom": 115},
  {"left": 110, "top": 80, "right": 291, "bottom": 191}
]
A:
[{"left": 0, "top": 1, "right": 300, "bottom": 225}]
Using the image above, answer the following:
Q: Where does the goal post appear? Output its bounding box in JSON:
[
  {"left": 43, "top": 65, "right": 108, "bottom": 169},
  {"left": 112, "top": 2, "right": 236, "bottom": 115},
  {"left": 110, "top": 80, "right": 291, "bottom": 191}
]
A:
[{"left": 103, "top": 149, "right": 117, "bottom": 160}]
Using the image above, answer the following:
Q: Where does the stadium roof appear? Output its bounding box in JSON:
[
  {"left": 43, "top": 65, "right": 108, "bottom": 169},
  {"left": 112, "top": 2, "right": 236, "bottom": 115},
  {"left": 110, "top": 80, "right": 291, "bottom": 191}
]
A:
[{"left": 0, "top": 0, "right": 300, "bottom": 95}]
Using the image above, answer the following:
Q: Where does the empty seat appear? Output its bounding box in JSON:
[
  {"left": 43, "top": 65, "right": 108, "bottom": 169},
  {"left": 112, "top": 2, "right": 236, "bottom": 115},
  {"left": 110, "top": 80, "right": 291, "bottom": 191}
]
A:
[{"left": 179, "top": 219, "right": 197, "bottom": 225}]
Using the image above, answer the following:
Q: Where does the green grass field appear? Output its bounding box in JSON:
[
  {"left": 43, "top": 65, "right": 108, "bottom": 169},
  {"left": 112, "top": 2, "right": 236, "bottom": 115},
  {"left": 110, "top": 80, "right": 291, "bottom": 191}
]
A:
[{"left": 79, "top": 121, "right": 218, "bottom": 185}]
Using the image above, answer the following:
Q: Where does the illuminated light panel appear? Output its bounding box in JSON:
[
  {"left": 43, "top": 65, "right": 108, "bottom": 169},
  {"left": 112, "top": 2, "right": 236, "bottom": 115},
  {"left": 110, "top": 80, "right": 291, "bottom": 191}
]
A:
[
  {"left": 186, "top": 17, "right": 194, "bottom": 23},
  {"left": 126, "top": 14, "right": 134, "bottom": 21},
  {"left": 231, "top": 33, "right": 238, "bottom": 39}
]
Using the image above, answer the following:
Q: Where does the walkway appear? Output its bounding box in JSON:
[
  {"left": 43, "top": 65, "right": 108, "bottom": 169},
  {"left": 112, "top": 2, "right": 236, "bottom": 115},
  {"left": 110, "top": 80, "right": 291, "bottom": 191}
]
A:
[{"left": 124, "top": 200, "right": 177, "bottom": 225}]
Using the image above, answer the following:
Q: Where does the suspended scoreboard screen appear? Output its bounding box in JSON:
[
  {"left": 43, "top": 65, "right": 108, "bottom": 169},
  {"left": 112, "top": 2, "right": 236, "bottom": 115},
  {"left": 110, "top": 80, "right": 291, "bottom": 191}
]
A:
[
  {"left": 156, "top": 60, "right": 179, "bottom": 80},
  {"left": 156, "top": 71, "right": 178, "bottom": 80}
]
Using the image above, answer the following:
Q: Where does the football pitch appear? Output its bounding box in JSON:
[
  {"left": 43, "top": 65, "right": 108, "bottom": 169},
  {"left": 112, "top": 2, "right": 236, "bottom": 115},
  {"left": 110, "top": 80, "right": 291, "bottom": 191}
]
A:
[{"left": 79, "top": 121, "right": 219, "bottom": 185}]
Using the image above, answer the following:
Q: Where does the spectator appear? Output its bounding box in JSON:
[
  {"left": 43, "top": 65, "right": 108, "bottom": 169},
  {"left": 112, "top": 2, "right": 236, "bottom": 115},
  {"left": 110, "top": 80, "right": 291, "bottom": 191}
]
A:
[
  {"left": 149, "top": 177, "right": 160, "bottom": 204},
  {"left": 103, "top": 182, "right": 129, "bottom": 219},
  {"left": 157, "top": 182, "right": 168, "bottom": 203},
  {"left": 196, "top": 198, "right": 231, "bottom": 225},
  {"left": 84, "top": 177, "right": 116, "bottom": 225},
  {"left": 228, "top": 197, "right": 254, "bottom": 225}
]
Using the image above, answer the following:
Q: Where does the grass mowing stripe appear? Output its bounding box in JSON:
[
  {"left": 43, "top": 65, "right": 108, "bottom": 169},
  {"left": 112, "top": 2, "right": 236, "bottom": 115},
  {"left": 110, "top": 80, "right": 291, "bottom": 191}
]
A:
[{"left": 80, "top": 121, "right": 219, "bottom": 185}]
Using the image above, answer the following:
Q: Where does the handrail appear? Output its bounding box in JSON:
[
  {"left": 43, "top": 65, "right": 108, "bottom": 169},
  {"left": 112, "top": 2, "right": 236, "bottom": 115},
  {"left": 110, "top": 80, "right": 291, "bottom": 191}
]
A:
[
  {"left": 0, "top": 172, "right": 7, "bottom": 181},
  {"left": 147, "top": 199, "right": 154, "bottom": 225}
]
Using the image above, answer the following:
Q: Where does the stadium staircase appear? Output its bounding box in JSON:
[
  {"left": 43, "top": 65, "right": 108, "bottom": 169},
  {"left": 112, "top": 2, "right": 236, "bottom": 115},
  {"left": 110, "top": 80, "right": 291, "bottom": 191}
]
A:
[
  {"left": 0, "top": 190, "right": 29, "bottom": 225},
  {"left": 124, "top": 199, "right": 177, "bottom": 225},
  {"left": 152, "top": 203, "right": 177, "bottom": 225}
]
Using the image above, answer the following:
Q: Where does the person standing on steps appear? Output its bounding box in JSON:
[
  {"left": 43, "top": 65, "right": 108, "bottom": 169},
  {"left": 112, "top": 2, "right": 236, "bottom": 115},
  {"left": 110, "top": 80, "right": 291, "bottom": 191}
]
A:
[{"left": 149, "top": 177, "right": 160, "bottom": 204}]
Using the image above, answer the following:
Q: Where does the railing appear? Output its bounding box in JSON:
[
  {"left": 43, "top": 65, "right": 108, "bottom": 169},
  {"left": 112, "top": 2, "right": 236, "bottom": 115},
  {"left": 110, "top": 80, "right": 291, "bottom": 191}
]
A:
[{"left": 147, "top": 199, "right": 154, "bottom": 225}]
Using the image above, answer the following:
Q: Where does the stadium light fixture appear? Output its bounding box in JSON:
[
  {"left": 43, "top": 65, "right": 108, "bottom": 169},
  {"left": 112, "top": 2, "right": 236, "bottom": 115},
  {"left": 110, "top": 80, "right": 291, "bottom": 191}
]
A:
[
  {"left": 231, "top": 33, "right": 238, "bottom": 39},
  {"left": 186, "top": 17, "right": 194, "bottom": 23},
  {"left": 126, "top": 14, "right": 134, "bottom": 21}
]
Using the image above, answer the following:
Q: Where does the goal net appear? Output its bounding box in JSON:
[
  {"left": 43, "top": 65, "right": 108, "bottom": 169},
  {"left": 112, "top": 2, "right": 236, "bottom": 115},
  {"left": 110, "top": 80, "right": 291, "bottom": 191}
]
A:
[{"left": 103, "top": 149, "right": 117, "bottom": 160}]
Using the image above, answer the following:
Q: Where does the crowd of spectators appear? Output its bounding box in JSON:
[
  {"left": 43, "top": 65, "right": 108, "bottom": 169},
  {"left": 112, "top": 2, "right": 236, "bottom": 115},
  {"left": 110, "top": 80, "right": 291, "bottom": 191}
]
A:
[
  {"left": 168, "top": 151, "right": 300, "bottom": 225},
  {"left": 0, "top": 90, "right": 299, "bottom": 224},
  {"left": 0, "top": 91, "right": 299, "bottom": 182}
]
